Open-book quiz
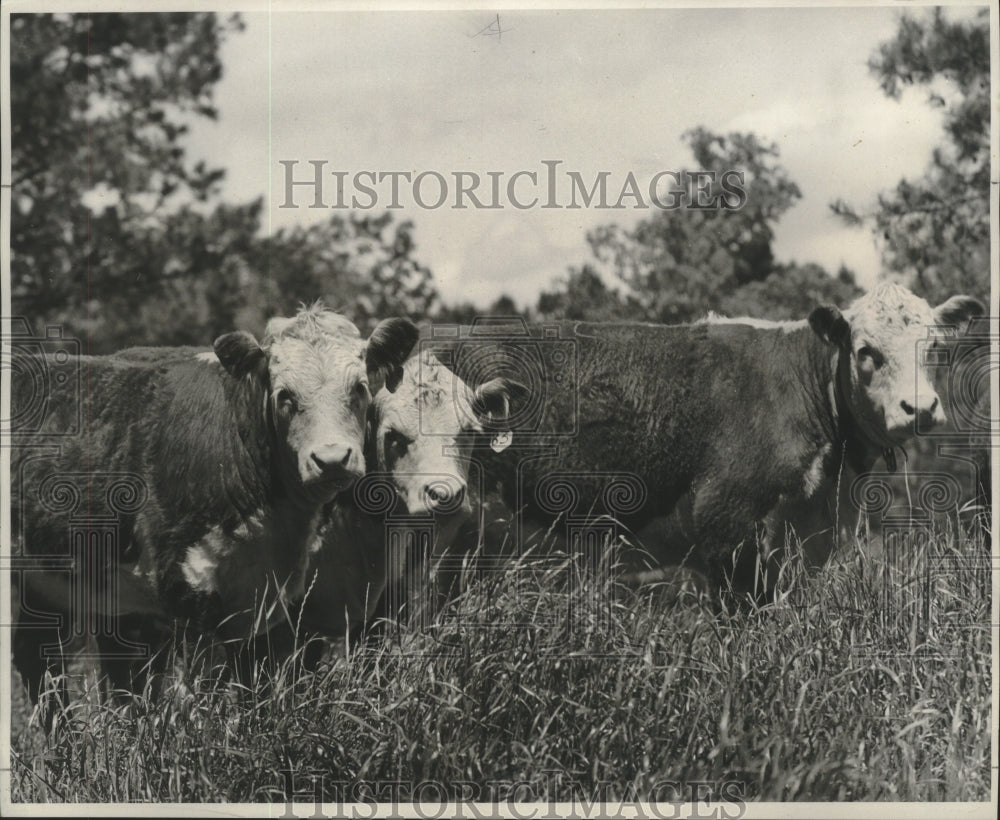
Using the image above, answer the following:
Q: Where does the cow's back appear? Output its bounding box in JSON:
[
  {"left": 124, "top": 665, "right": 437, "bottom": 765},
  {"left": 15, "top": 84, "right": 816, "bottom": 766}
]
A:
[
  {"left": 464, "top": 322, "right": 799, "bottom": 523},
  {"left": 435, "top": 320, "right": 837, "bottom": 590}
]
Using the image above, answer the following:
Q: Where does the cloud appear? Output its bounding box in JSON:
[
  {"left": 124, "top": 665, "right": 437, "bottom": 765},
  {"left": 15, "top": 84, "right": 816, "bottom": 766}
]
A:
[{"left": 182, "top": 6, "right": 964, "bottom": 308}]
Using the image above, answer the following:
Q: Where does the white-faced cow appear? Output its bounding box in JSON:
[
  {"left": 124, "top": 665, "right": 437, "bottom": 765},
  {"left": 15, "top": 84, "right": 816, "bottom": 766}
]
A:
[
  {"left": 11, "top": 305, "right": 417, "bottom": 715},
  {"left": 453, "top": 283, "right": 983, "bottom": 598},
  {"left": 292, "top": 346, "right": 525, "bottom": 656}
]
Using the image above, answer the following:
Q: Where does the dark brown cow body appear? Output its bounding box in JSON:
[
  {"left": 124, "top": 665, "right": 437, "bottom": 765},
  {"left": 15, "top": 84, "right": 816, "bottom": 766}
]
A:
[
  {"left": 11, "top": 307, "right": 417, "bottom": 716},
  {"left": 437, "top": 285, "right": 983, "bottom": 595}
]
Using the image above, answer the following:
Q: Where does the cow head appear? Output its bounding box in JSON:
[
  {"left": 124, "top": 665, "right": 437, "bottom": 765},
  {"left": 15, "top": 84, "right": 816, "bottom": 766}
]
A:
[
  {"left": 373, "top": 348, "right": 527, "bottom": 516},
  {"left": 214, "top": 306, "right": 418, "bottom": 505},
  {"left": 809, "top": 283, "right": 984, "bottom": 448}
]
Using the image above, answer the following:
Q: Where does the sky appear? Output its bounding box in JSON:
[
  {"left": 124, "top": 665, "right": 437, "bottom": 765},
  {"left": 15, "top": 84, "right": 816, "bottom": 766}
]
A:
[{"left": 182, "top": 2, "right": 988, "bottom": 308}]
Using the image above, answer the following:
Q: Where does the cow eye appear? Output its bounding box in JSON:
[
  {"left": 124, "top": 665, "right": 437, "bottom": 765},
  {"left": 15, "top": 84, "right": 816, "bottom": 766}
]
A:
[
  {"left": 857, "top": 346, "right": 883, "bottom": 369},
  {"left": 354, "top": 380, "right": 371, "bottom": 402},
  {"left": 384, "top": 429, "right": 412, "bottom": 453},
  {"left": 275, "top": 388, "right": 297, "bottom": 412}
]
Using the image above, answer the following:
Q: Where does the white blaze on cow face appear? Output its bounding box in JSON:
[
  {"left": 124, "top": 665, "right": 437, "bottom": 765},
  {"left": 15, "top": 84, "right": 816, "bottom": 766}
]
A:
[
  {"left": 374, "top": 349, "right": 526, "bottom": 516},
  {"left": 263, "top": 309, "right": 370, "bottom": 502},
  {"left": 214, "top": 309, "right": 417, "bottom": 508},
  {"left": 375, "top": 349, "right": 475, "bottom": 516},
  {"left": 810, "top": 283, "right": 984, "bottom": 448}
]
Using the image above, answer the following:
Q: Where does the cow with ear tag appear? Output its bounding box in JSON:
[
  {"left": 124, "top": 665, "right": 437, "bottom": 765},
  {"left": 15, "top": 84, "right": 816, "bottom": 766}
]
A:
[
  {"left": 11, "top": 304, "right": 419, "bottom": 714},
  {"left": 421, "top": 284, "right": 983, "bottom": 601},
  {"left": 290, "top": 346, "right": 527, "bottom": 656}
]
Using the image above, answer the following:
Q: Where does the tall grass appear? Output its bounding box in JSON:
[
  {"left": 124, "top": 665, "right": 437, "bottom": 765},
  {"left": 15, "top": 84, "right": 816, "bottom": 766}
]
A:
[{"left": 10, "top": 517, "right": 992, "bottom": 804}]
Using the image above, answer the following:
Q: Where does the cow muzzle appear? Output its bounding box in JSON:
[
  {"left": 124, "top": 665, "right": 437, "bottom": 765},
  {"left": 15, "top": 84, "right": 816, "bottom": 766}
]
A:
[
  {"left": 305, "top": 443, "right": 365, "bottom": 489},
  {"left": 420, "top": 478, "right": 468, "bottom": 515},
  {"left": 886, "top": 394, "right": 947, "bottom": 438}
]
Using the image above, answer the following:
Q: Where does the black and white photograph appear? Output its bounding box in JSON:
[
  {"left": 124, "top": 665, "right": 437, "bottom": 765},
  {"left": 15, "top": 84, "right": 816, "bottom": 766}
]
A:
[{"left": 1, "top": 1, "right": 996, "bottom": 815}]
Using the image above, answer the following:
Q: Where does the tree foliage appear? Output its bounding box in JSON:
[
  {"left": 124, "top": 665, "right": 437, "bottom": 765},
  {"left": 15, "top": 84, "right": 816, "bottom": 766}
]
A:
[
  {"left": 542, "top": 128, "right": 860, "bottom": 323},
  {"left": 589, "top": 129, "right": 804, "bottom": 323},
  {"left": 831, "top": 8, "right": 989, "bottom": 304},
  {"left": 536, "top": 265, "right": 635, "bottom": 322},
  {"left": 10, "top": 13, "right": 440, "bottom": 351},
  {"left": 248, "top": 213, "right": 439, "bottom": 336},
  {"left": 10, "top": 14, "right": 242, "bottom": 323}
]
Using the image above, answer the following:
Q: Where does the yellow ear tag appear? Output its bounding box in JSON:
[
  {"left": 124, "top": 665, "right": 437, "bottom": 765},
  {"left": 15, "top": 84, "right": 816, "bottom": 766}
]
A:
[{"left": 491, "top": 431, "right": 513, "bottom": 453}]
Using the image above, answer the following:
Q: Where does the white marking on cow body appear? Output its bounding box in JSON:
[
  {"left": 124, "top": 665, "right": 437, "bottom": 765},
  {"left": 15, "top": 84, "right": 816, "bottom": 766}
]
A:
[
  {"left": 803, "top": 444, "right": 832, "bottom": 498},
  {"left": 700, "top": 313, "right": 808, "bottom": 334},
  {"left": 194, "top": 351, "right": 219, "bottom": 364},
  {"left": 181, "top": 542, "right": 219, "bottom": 594},
  {"left": 181, "top": 506, "right": 320, "bottom": 637}
]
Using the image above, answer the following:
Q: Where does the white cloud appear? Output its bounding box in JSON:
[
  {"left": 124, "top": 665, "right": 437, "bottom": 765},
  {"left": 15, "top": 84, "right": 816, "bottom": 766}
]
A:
[{"left": 181, "top": 5, "right": 976, "bottom": 308}]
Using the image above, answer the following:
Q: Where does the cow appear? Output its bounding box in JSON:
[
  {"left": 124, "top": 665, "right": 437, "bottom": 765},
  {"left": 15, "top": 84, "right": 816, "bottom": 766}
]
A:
[
  {"left": 262, "top": 345, "right": 525, "bottom": 667},
  {"left": 435, "top": 283, "right": 983, "bottom": 599},
  {"left": 10, "top": 305, "right": 418, "bottom": 718}
]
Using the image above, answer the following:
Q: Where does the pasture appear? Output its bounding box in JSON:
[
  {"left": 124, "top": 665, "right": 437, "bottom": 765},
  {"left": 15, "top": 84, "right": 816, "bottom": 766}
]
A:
[
  {"left": 5, "top": 8, "right": 993, "bottom": 816},
  {"left": 10, "top": 512, "right": 992, "bottom": 806}
]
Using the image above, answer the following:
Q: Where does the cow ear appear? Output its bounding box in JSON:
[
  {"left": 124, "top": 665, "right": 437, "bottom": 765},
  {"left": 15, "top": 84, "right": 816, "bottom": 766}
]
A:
[
  {"left": 934, "top": 295, "right": 984, "bottom": 327},
  {"left": 472, "top": 377, "right": 529, "bottom": 423},
  {"left": 263, "top": 315, "right": 294, "bottom": 341},
  {"left": 366, "top": 318, "right": 419, "bottom": 393},
  {"left": 808, "top": 305, "right": 851, "bottom": 349},
  {"left": 214, "top": 331, "right": 266, "bottom": 379}
]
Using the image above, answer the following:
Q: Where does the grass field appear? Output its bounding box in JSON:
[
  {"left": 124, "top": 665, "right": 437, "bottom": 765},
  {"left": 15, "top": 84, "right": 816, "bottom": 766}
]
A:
[{"left": 8, "top": 513, "right": 993, "bottom": 806}]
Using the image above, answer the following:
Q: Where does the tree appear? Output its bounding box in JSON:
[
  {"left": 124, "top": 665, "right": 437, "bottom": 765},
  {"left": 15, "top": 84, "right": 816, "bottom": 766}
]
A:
[
  {"left": 536, "top": 265, "right": 638, "bottom": 321},
  {"left": 587, "top": 129, "right": 804, "bottom": 323},
  {"left": 10, "top": 14, "right": 245, "bottom": 327},
  {"left": 66, "top": 201, "right": 264, "bottom": 349},
  {"left": 431, "top": 301, "right": 482, "bottom": 325},
  {"left": 831, "top": 8, "right": 989, "bottom": 305},
  {"left": 718, "top": 263, "right": 862, "bottom": 321},
  {"left": 545, "top": 128, "right": 857, "bottom": 323},
  {"left": 250, "top": 213, "right": 439, "bottom": 337},
  {"left": 10, "top": 13, "right": 443, "bottom": 350}
]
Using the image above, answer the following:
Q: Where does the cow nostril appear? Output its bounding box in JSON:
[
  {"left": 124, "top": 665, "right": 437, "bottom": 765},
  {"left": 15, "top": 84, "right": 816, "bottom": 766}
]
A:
[
  {"left": 900, "top": 399, "right": 915, "bottom": 416},
  {"left": 424, "top": 482, "right": 465, "bottom": 510},
  {"left": 929, "top": 397, "right": 938, "bottom": 413},
  {"left": 340, "top": 447, "right": 352, "bottom": 466}
]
